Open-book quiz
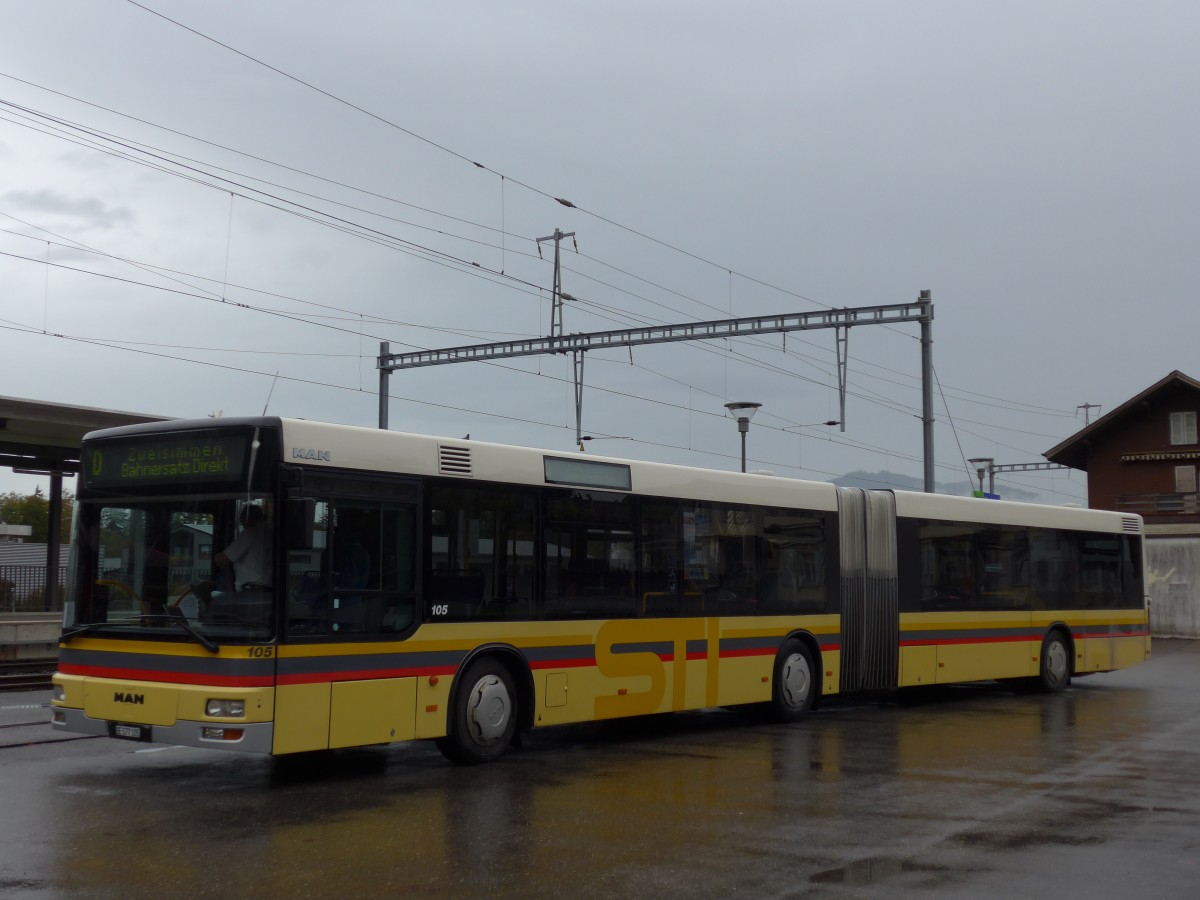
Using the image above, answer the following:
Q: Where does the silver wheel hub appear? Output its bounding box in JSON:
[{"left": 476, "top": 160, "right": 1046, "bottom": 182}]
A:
[
  {"left": 467, "top": 675, "right": 511, "bottom": 743},
  {"left": 781, "top": 653, "right": 812, "bottom": 709},
  {"left": 1047, "top": 641, "right": 1068, "bottom": 681}
]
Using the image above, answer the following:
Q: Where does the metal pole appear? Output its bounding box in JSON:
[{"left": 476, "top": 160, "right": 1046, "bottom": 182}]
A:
[
  {"left": 378, "top": 340, "right": 390, "bottom": 430},
  {"left": 919, "top": 290, "right": 935, "bottom": 493},
  {"left": 836, "top": 326, "right": 848, "bottom": 432},
  {"left": 45, "top": 472, "right": 63, "bottom": 610},
  {"left": 537, "top": 228, "right": 575, "bottom": 339},
  {"left": 739, "top": 418, "right": 749, "bottom": 473},
  {"left": 573, "top": 350, "right": 585, "bottom": 449}
]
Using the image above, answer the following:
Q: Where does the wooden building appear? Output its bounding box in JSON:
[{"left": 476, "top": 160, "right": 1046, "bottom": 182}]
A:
[{"left": 1046, "top": 370, "right": 1200, "bottom": 636}]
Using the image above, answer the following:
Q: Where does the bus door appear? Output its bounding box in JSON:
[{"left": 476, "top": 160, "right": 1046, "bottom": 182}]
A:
[
  {"left": 275, "top": 478, "right": 421, "bottom": 754},
  {"left": 836, "top": 488, "right": 899, "bottom": 692}
]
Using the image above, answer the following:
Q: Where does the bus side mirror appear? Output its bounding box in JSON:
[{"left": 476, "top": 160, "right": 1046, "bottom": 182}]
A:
[{"left": 284, "top": 498, "right": 316, "bottom": 550}]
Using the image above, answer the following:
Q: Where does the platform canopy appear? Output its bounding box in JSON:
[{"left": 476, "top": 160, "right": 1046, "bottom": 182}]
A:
[
  {"left": 0, "top": 395, "right": 171, "bottom": 475},
  {"left": 0, "top": 396, "right": 172, "bottom": 609}
]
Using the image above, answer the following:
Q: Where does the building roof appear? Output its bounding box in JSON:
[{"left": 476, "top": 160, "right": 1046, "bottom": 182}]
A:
[
  {"left": 1044, "top": 370, "right": 1200, "bottom": 472},
  {"left": 0, "top": 395, "right": 171, "bottom": 475}
]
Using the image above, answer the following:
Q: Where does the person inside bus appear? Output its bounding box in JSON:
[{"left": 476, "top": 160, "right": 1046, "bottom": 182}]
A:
[{"left": 215, "top": 503, "right": 272, "bottom": 592}]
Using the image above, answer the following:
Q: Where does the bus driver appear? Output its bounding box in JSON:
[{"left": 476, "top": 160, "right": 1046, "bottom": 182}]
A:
[{"left": 215, "top": 504, "right": 272, "bottom": 592}]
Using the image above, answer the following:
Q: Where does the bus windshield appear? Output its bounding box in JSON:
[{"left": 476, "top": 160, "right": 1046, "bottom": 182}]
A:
[{"left": 66, "top": 493, "right": 276, "bottom": 644}]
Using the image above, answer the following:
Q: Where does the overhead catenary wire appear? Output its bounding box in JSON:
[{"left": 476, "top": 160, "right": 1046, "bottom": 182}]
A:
[
  {"left": 0, "top": 315, "right": 1082, "bottom": 498},
  {"left": 0, "top": 30, "right": 1081, "bottom": 491},
  {"left": 0, "top": 85, "right": 1080, "bottom": 427},
  {"left": 1, "top": 243, "right": 1067, "bottom": 490}
]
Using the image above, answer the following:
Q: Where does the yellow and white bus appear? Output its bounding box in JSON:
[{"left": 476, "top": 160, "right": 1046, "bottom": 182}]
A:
[{"left": 51, "top": 417, "right": 1150, "bottom": 763}]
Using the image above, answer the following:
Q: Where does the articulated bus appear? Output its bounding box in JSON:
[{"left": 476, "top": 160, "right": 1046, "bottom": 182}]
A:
[{"left": 51, "top": 417, "right": 1150, "bottom": 764}]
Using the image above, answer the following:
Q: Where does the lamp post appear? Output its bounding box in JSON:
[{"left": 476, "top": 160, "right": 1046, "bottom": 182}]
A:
[
  {"left": 724, "top": 402, "right": 762, "bottom": 473},
  {"left": 968, "top": 457, "right": 994, "bottom": 495}
]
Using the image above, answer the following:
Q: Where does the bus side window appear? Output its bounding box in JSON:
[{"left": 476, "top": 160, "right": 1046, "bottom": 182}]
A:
[
  {"left": 918, "top": 520, "right": 978, "bottom": 612},
  {"left": 544, "top": 491, "right": 635, "bottom": 619},
  {"left": 288, "top": 500, "right": 329, "bottom": 635},
  {"left": 428, "top": 484, "right": 537, "bottom": 620},
  {"left": 288, "top": 498, "right": 417, "bottom": 637},
  {"left": 640, "top": 498, "right": 680, "bottom": 616}
]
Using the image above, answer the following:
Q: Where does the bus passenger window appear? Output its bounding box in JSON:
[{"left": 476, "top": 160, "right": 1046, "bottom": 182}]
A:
[
  {"left": 977, "top": 527, "right": 1029, "bottom": 610},
  {"left": 1030, "top": 529, "right": 1081, "bottom": 610},
  {"left": 760, "top": 512, "right": 827, "bottom": 613},
  {"left": 640, "top": 499, "right": 680, "bottom": 616},
  {"left": 918, "top": 521, "right": 979, "bottom": 611},
  {"left": 287, "top": 498, "right": 417, "bottom": 637},
  {"left": 544, "top": 491, "right": 635, "bottom": 618},
  {"left": 428, "top": 485, "right": 536, "bottom": 619}
]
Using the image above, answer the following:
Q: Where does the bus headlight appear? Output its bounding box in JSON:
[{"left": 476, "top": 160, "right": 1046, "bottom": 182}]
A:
[
  {"left": 52, "top": 685, "right": 66, "bottom": 702},
  {"left": 205, "top": 699, "right": 245, "bottom": 718}
]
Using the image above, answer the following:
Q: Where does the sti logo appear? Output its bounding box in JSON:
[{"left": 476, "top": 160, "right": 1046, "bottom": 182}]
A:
[{"left": 292, "top": 448, "right": 331, "bottom": 461}]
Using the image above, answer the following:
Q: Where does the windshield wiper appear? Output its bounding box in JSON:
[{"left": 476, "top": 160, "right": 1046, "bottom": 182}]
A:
[
  {"left": 60, "top": 618, "right": 143, "bottom": 643},
  {"left": 61, "top": 614, "right": 220, "bottom": 654},
  {"left": 159, "top": 611, "right": 221, "bottom": 653}
]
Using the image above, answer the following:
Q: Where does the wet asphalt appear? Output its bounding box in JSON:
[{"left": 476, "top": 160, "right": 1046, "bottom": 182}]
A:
[{"left": 2, "top": 639, "right": 1198, "bottom": 899}]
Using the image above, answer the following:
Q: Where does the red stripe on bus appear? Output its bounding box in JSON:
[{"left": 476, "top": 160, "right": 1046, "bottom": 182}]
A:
[
  {"left": 527, "top": 658, "right": 595, "bottom": 670},
  {"left": 56, "top": 664, "right": 272, "bottom": 688},
  {"left": 276, "top": 666, "right": 458, "bottom": 685},
  {"left": 901, "top": 629, "right": 1150, "bottom": 649},
  {"left": 719, "top": 647, "right": 776, "bottom": 660},
  {"left": 900, "top": 634, "right": 1032, "bottom": 647}
]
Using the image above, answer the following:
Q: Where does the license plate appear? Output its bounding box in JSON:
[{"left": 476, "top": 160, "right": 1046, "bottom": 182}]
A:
[{"left": 109, "top": 722, "right": 151, "bottom": 742}]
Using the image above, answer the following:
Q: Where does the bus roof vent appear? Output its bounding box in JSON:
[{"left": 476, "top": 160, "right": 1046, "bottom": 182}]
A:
[
  {"left": 1122, "top": 516, "right": 1142, "bottom": 534},
  {"left": 438, "top": 445, "right": 472, "bottom": 477}
]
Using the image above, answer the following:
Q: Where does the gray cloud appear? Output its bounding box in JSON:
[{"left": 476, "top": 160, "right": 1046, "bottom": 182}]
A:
[{"left": 1, "top": 189, "right": 134, "bottom": 230}]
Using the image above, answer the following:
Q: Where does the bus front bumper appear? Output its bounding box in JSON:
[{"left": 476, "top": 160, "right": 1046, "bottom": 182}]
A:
[{"left": 51, "top": 706, "right": 275, "bottom": 754}]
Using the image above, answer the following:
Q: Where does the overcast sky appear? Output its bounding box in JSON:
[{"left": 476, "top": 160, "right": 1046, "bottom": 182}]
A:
[{"left": 1, "top": 1, "right": 1197, "bottom": 504}]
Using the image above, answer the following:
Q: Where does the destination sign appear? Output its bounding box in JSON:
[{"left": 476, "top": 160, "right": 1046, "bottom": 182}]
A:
[{"left": 85, "top": 434, "right": 248, "bottom": 488}]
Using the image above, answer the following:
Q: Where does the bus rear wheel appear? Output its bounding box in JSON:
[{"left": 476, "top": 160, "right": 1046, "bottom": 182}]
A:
[
  {"left": 1038, "top": 630, "right": 1072, "bottom": 693},
  {"left": 770, "top": 641, "right": 816, "bottom": 722},
  {"left": 437, "top": 657, "right": 518, "bottom": 765}
]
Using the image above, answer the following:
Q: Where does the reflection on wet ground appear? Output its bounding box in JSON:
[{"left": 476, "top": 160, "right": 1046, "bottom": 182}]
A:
[{"left": 8, "top": 640, "right": 1200, "bottom": 898}]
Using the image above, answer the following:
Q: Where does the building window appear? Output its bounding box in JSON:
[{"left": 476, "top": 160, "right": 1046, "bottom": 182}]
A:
[
  {"left": 1169, "top": 411, "right": 1197, "bottom": 446},
  {"left": 1176, "top": 465, "right": 1198, "bottom": 494}
]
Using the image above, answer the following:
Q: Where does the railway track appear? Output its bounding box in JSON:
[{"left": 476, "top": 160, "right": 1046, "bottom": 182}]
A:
[{"left": 0, "top": 661, "right": 56, "bottom": 692}]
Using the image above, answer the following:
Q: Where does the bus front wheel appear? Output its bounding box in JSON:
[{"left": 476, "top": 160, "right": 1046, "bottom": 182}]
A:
[
  {"left": 770, "top": 641, "right": 816, "bottom": 722},
  {"left": 437, "top": 657, "right": 518, "bottom": 765},
  {"left": 1038, "top": 630, "right": 1072, "bottom": 693}
]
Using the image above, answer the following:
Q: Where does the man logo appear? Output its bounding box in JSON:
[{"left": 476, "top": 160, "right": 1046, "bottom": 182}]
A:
[
  {"left": 114, "top": 692, "right": 145, "bottom": 705},
  {"left": 292, "top": 448, "right": 331, "bottom": 461}
]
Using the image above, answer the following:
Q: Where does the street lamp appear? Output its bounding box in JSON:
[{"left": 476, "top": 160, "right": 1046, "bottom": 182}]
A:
[
  {"left": 968, "top": 457, "right": 994, "bottom": 495},
  {"left": 724, "top": 402, "right": 762, "bottom": 473}
]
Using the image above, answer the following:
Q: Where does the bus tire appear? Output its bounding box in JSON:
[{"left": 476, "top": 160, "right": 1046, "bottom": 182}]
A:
[
  {"left": 437, "top": 657, "right": 518, "bottom": 765},
  {"left": 1038, "top": 629, "right": 1072, "bottom": 693},
  {"left": 770, "top": 641, "right": 816, "bottom": 722}
]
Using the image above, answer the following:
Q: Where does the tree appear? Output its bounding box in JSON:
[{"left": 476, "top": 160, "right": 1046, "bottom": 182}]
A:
[{"left": 0, "top": 488, "right": 74, "bottom": 544}]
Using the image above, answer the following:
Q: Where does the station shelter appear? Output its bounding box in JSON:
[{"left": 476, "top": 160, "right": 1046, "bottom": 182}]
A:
[{"left": 0, "top": 396, "right": 170, "bottom": 610}]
